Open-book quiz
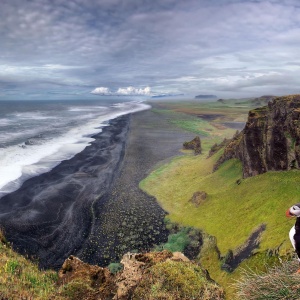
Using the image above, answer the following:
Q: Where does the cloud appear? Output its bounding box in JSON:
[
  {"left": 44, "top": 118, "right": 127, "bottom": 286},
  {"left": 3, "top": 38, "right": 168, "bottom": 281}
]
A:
[
  {"left": 91, "top": 86, "right": 151, "bottom": 96},
  {"left": 116, "top": 86, "right": 151, "bottom": 96},
  {"left": 90, "top": 87, "right": 111, "bottom": 95},
  {"left": 2, "top": 0, "right": 300, "bottom": 99}
]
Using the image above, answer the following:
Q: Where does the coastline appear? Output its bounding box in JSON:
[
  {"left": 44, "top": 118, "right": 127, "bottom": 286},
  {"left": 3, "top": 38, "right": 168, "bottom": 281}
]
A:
[
  {"left": 0, "top": 114, "right": 131, "bottom": 269},
  {"left": 0, "top": 108, "right": 195, "bottom": 269}
]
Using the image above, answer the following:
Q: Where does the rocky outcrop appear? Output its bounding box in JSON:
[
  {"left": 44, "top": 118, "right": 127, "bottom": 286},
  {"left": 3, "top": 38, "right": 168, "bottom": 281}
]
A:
[
  {"left": 189, "top": 191, "right": 207, "bottom": 207},
  {"left": 58, "top": 255, "right": 115, "bottom": 299},
  {"left": 183, "top": 136, "right": 202, "bottom": 155},
  {"left": 214, "top": 95, "right": 300, "bottom": 178},
  {"left": 114, "top": 251, "right": 174, "bottom": 299},
  {"left": 58, "top": 251, "right": 225, "bottom": 300}
]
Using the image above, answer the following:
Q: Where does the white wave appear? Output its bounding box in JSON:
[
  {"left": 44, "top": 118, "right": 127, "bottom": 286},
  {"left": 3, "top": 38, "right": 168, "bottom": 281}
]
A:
[
  {"left": 0, "top": 101, "right": 150, "bottom": 195},
  {"left": 0, "top": 126, "right": 50, "bottom": 144},
  {"left": 68, "top": 106, "right": 108, "bottom": 112},
  {"left": 8, "top": 111, "right": 58, "bottom": 120},
  {"left": 0, "top": 118, "right": 13, "bottom": 127}
]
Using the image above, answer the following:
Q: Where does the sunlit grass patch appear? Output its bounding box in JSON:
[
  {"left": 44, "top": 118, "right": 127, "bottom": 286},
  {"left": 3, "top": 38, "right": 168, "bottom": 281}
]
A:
[
  {"left": 133, "top": 260, "right": 225, "bottom": 300},
  {"left": 0, "top": 241, "right": 58, "bottom": 299}
]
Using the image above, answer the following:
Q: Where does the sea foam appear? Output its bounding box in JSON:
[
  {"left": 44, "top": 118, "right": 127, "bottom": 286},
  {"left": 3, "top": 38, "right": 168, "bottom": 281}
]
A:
[{"left": 0, "top": 101, "right": 150, "bottom": 196}]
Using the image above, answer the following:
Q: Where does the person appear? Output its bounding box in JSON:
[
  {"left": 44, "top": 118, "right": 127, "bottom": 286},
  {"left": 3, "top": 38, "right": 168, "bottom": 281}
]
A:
[{"left": 286, "top": 203, "right": 300, "bottom": 272}]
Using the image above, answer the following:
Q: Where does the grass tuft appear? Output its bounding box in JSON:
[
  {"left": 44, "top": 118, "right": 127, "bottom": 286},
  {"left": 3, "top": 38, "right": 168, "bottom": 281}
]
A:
[
  {"left": 133, "top": 260, "right": 225, "bottom": 300},
  {"left": 108, "top": 262, "right": 124, "bottom": 274},
  {"left": 234, "top": 259, "right": 300, "bottom": 300}
]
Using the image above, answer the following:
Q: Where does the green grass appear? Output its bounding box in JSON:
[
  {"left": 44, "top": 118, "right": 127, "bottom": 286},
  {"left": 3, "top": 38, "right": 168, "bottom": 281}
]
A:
[
  {"left": 170, "top": 119, "right": 211, "bottom": 136},
  {"left": 151, "top": 107, "right": 215, "bottom": 136},
  {"left": 0, "top": 232, "right": 103, "bottom": 299},
  {"left": 133, "top": 260, "right": 225, "bottom": 300},
  {"left": 108, "top": 262, "right": 124, "bottom": 274},
  {"left": 0, "top": 241, "right": 58, "bottom": 299},
  {"left": 142, "top": 151, "right": 300, "bottom": 252}
]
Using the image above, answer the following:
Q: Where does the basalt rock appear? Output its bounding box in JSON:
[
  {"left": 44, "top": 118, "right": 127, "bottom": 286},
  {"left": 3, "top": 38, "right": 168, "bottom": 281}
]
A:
[
  {"left": 183, "top": 136, "right": 202, "bottom": 155},
  {"left": 214, "top": 95, "right": 300, "bottom": 178}
]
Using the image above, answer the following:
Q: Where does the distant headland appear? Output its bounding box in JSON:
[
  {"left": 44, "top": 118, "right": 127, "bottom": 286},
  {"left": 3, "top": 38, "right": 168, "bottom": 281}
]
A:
[{"left": 195, "top": 94, "right": 217, "bottom": 99}]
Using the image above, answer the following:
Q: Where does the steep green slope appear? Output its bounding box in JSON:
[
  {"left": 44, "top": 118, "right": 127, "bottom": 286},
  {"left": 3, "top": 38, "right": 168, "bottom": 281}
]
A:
[
  {"left": 140, "top": 150, "right": 300, "bottom": 297},
  {"left": 141, "top": 153, "right": 297, "bottom": 254}
]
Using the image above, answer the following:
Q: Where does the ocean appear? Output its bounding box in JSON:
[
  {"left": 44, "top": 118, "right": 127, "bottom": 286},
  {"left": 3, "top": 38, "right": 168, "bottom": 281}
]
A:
[{"left": 0, "top": 99, "right": 150, "bottom": 197}]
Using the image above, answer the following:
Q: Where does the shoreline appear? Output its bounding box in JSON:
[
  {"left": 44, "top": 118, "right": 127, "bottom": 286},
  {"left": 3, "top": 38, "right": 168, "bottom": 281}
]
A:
[
  {"left": 0, "top": 108, "right": 195, "bottom": 269},
  {"left": 0, "top": 114, "right": 131, "bottom": 269}
]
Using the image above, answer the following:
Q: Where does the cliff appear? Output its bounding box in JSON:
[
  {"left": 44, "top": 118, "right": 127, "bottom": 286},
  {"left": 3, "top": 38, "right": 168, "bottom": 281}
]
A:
[{"left": 214, "top": 95, "right": 300, "bottom": 178}]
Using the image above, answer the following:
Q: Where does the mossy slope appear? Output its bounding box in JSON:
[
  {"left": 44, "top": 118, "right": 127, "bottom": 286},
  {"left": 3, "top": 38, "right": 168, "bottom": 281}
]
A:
[{"left": 140, "top": 145, "right": 300, "bottom": 298}]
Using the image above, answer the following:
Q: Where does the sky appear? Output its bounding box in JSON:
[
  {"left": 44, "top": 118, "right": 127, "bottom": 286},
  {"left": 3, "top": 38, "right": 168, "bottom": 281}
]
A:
[{"left": 1, "top": 0, "right": 300, "bottom": 100}]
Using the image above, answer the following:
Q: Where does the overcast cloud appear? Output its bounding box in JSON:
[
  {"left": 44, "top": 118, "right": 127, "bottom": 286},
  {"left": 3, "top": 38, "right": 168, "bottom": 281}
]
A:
[{"left": 1, "top": 0, "right": 300, "bottom": 99}]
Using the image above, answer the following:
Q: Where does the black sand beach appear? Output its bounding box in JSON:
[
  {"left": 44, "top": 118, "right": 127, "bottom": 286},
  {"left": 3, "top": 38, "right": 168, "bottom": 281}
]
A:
[{"left": 0, "top": 108, "right": 195, "bottom": 269}]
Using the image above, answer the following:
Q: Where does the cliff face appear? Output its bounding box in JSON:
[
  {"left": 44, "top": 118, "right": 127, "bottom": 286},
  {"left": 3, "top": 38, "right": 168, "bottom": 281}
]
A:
[{"left": 215, "top": 95, "right": 300, "bottom": 178}]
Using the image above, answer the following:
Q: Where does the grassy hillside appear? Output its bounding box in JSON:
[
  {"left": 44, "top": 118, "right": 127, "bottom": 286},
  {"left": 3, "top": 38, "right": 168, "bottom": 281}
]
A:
[
  {"left": 141, "top": 100, "right": 300, "bottom": 298},
  {"left": 141, "top": 155, "right": 297, "bottom": 255},
  {"left": 0, "top": 232, "right": 58, "bottom": 299},
  {"left": 0, "top": 231, "right": 106, "bottom": 299}
]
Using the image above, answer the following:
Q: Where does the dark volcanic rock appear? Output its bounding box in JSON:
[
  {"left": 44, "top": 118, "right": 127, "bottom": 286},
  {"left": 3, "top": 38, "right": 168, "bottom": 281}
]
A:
[
  {"left": 183, "top": 136, "right": 202, "bottom": 155},
  {"left": 214, "top": 95, "right": 300, "bottom": 177}
]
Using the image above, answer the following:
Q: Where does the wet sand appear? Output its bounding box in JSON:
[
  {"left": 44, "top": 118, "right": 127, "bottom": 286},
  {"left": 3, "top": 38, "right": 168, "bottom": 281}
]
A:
[{"left": 0, "top": 108, "right": 195, "bottom": 269}]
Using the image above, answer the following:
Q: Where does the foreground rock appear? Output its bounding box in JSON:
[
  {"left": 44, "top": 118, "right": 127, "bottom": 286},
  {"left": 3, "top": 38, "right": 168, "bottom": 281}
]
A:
[
  {"left": 214, "top": 95, "right": 300, "bottom": 177},
  {"left": 58, "top": 251, "right": 225, "bottom": 300}
]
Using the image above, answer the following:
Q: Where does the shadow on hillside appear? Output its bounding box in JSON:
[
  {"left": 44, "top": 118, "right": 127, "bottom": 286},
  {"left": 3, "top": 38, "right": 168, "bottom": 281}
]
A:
[{"left": 221, "top": 224, "right": 267, "bottom": 272}]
